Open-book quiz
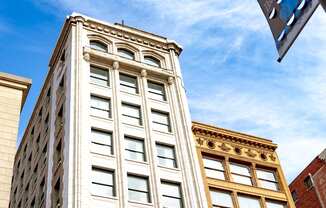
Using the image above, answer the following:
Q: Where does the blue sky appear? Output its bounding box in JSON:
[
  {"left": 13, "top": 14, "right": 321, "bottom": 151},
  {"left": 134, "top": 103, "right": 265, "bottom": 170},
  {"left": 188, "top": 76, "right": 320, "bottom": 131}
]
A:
[{"left": 1, "top": 0, "right": 325, "bottom": 182}]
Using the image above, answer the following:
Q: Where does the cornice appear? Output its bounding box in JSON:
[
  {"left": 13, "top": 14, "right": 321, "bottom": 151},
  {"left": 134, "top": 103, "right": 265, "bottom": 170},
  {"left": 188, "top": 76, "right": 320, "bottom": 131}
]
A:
[
  {"left": 0, "top": 72, "right": 31, "bottom": 110},
  {"left": 192, "top": 121, "right": 277, "bottom": 151}
]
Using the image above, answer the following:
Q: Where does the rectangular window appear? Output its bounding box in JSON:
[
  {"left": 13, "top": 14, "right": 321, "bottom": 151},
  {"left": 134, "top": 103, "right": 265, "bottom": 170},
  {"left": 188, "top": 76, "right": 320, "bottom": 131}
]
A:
[
  {"left": 120, "top": 73, "right": 138, "bottom": 94},
  {"left": 210, "top": 189, "right": 233, "bottom": 208},
  {"left": 229, "top": 163, "right": 252, "bottom": 186},
  {"left": 238, "top": 195, "right": 261, "bottom": 208},
  {"left": 127, "top": 175, "right": 150, "bottom": 203},
  {"left": 291, "top": 191, "right": 298, "bottom": 202},
  {"left": 90, "top": 95, "right": 111, "bottom": 118},
  {"left": 303, "top": 176, "right": 313, "bottom": 189},
  {"left": 90, "top": 66, "right": 109, "bottom": 86},
  {"left": 161, "top": 181, "right": 183, "bottom": 208},
  {"left": 91, "top": 129, "right": 113, "bottom": 155},
  {"left": 156, "top": 144, "right": 177, "bottom": 168},
  {"left": 151, "top": 110, "right": 171, "bottom": 133},
  {"left": 148, "top": 81, "right": 166, "bottom": 101},
  {"left": 122, "top": 103, "right": 142, "bottom": 126},
  {"left": 125, "top": 137, "right": 145, "bottom": 162},
  {"left": 266, "top": 200, "right": 288, "bottom": 208},
  {"left": 203, "top": 156, "right": 225, "bottom": 180},
  {"left": 256, "top": 169, "right": 279, "bottom": 191},
  {"left": 91, "top": 168, "right": 115, "bottom": 197}
]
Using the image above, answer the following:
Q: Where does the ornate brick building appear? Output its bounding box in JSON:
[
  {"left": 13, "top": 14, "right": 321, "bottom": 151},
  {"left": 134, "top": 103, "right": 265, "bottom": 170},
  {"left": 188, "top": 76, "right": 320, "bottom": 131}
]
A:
[
  {"left": 289, "top": 149, "right": 326, "bottom": 208},
  {"left": 192, "top": 121, "right": 295, "bottom": 208}
]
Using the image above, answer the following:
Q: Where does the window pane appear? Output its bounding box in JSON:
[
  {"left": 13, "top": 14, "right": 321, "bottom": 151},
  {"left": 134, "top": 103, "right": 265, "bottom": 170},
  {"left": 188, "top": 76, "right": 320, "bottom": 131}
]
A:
[
  {"left": 266, "top": 200, "right": 287, "bottom": 208},
  {"left": 152, "top": 122, "right": 170, "bottom": 133},
  {"left": 148, "top": 81, "right": 166, "bottom": 101},
  {"left": 128, "top": 175, "right": 150, "bottom": 203},
  {"left": 157, "top": 144, "right": 174, "bottom": 159},
  {"left": 91, "top": 183, "right": 114, "bottom": 197},
  {"left": 120, "top": 73, "right": 138, "bottom": 94},
  {"left": 91, "top": 130, "right": 112, "bottom": 146},
  {"left": 238, "top": 195, "right": 261, "bottom": 208},
  {"left": 91, "top": 129, "right": 113, "bottom": 155},
  {"left": 210, "top": 189, "right": 233, "bottom": 208},
  {"left": 118, "top": 48, "right": 135, "bottom": 60},
  {"left": 128, "top": 190, "right": 149, "bottom": 203},
  {"left": 203, "top": 158, "right": 224, "bottom": 171},
  {"left": 152, "top": 110, "right": 170, "bottom": 132},
  {"left": 161, "top": 182, "right": 181, "bottom": 198},
  {"left": 122, "top": 104, "right": 141, "bottom": 118},
  {"left": 162, "top": 197, "right": 183, "bottom": 208},
  {"left": 91, "top": 168, "right": 114, "bottom": 197},
  {"left": 90, "top": 96, "right": 110, "bottom": 118},
  {"left": 144, "top": 56, "right": 160, "bottom": 67},
  {"left": 230, "top": 163, "right": 251, "bottom": 176},
  {"left": 90, "top": 41, "right": 107, "bottom": 52},
  {"left": 256, "top": 169, "right": 277, "bottom": 182},
  {"left": 232, "top": 174, "right": 252, "bottom": 185},
  {"left": 158, "top": 157, "right": 176, "bottom": 168},
  {"left": 205, "top": 169, "right": 225, "bottom": 180},
  {"left": 128, "top": 176, "right": 148, "bottom": 191},
  {"left": 90, "top": 66, "right": 109, "bottom": 86},
  {"left": 259, "top": 180, "right": 278, "bottom": 191},
  {"left": 125, "top": 138, "right": 145, "bottom": 162},
  {"left": 161, "top": 182, "right": 182, "bottom": 208}
]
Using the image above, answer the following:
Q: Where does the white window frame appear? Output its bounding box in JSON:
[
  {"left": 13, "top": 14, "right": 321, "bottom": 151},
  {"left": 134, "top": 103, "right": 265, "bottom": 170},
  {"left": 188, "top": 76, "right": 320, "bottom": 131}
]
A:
[
  {"left": 156, "top": 143, "right": 177, "bottom": 168},
  {"left": 147, "top": 80, "right": 166, "bottom": 101},
  {"left": 229, "top": 162, "right": 253, "bottom": 186},
  {"left": 90, "top": 95, "right": 111, "bottom": 119},
  {"left": 125, "top": 136, "right": 146, "bottom": 162},
  {"left": 210, "top": 189, "right": 234, "bottom": 208},
  {"left": 203, "top": 156, "right": 225, "bottom": 180},
  {"left": 91, "top": 167, "right": 115, "bottom": 197},
  {"left": 151, "top": 110, "right": 171, "bottom": 133},
  {"left": 127, "top": 175, "right": 151, "bottom": 203},
  {"left": 121, "top": 103, "right": 142, "bottom": 126},
  {"left": 144, "top": 56, "right": 161, "bottom": 67},
  {"left": 161, "top": 181, "right": 183, "bottom": 208},
  {"left": 90, "top": 129, "right": 113, "bottom": 155},
  {"left": 90, "top": 40, "right": 108, "bottom": 52},
  {"left": 256, "top": 168, "right": 279, "bottom": 191},
  {"left": 118, "top": 48, "right": 135, "bottom": 60},
  {"left": 90, "top": 65, "right": 109, "bottom": 87},
  {"left": 119, "top": 73, "right": 138, "bottom": 94}
]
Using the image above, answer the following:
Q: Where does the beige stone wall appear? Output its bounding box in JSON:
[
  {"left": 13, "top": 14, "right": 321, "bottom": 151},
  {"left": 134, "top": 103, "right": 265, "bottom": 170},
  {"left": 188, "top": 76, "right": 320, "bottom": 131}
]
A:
[{"left": 0, "top": 85, "right": 23, "bottom": 208}]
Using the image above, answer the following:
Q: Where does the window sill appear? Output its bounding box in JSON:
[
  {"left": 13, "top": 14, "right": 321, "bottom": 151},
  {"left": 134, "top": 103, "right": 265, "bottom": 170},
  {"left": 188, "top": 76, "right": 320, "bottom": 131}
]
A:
[
  {"left": 90, "top": 82, "right": 111, "bottom": 89},
  {"left": 125, "top": 159, "right": 149, "bottom": 166},
  {"left": 91, "top": 194, "right": 118, "bottom": 201},
  {"left": 90, "top": 115, "right": 113, "bottom": 122},
  {"left": 158, "top": 165, "right": 180, "bottom": 172},
  {"left": 128, "top": 200, "right": 152, "bottom": 207},
  {"left": 120, "top": 90, "right": 141, "bottom": 97},
  {"left": 148, "top": 97, "right": 168, "bottom": 104},
  {"left": 90, "top": 151, "right": 115, "bottom": 159},
  {"left": 122, "top": 122, "right": 144, "bottom": 129},
  {"left": 152, "top": 129, "right": 173, "bottom": 136}
]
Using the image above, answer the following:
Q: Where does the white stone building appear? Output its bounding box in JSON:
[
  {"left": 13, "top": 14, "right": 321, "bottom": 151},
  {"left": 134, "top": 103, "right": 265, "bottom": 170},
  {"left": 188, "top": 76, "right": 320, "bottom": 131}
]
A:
[{"left": 9, "top": 13, "right": 208, "bottom": 208}]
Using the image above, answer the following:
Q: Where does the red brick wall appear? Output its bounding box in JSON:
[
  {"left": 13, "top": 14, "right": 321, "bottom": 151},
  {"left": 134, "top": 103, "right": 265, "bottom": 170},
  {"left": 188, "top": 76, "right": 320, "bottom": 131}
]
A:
[{"left": 289, "top": 157, "right": 325, "bottom": 208}]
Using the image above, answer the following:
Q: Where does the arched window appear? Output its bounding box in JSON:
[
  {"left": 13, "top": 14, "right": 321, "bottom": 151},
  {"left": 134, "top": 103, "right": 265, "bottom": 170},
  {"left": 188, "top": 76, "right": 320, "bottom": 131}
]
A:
[
  {"left": 117, "top": 48, "right": 135, "bottom": 60},
  {"left": 90, "top": 40, "right": 108, "bottom": 52},
  {"left": 144, "top": 56, "right": 161, "bottom": 67}
]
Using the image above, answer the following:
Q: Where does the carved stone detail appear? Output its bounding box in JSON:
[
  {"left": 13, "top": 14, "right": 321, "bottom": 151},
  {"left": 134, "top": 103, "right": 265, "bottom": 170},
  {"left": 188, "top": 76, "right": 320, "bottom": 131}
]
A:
[
  {"left": 83, "top": 52, "right": 90, "bottom": 62},
  {"left": 168, "top": 77, "right": 174, "bottom": 85},
  {"left": 207, "top": 140, "right": 216, "bottom": 149},
  {"left": 141, "top": 69, "right": 147, "bottom": 77},
  {"left": 218, "top": 143, "right": 231, "bottom": 152},
  {"left": 269, "top": 154, "right": 276, "bottom": 161},
  {"left": 196, "top": 138, "right": 204, "bottom": 146},
  {"left": 112, "top": 61, "right": 119, "bottom": 70},
  {"left": 245, "top": 149, "right": 257, "bottom": 158},
  {"left": 234, "top": 146, "right": 242, "bottom": 155}
]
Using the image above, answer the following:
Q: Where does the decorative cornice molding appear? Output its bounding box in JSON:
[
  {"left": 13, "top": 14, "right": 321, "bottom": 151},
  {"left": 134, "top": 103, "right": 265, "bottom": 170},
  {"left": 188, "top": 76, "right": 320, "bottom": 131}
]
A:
[{"left": 192, "top": 122, "right": 277, "bottom": 151}]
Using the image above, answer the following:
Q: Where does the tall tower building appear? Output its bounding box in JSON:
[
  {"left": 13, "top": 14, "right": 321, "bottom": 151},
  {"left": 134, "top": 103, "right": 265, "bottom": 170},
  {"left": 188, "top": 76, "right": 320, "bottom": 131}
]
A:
[
  {"left": 9, "top": 13, "right": 207, "bottom": 208},
  {"left": 0, "top": 72, "right": 31, "bottom": 208}
]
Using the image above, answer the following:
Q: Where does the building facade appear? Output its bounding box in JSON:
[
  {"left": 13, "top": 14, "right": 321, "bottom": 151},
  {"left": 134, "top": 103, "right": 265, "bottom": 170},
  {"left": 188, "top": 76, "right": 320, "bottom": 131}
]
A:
[
  {"left": 0, "top": 72, "right": 31, "bottom": 208},
  {"left": 192, "top": 121, "right": 295, "bottom": 208},
  {"left": 9, "top": 13, "right": 207, "bottom": 208},
  {"left": 289, "top": 149, "right": 326, "bottom": 208}
]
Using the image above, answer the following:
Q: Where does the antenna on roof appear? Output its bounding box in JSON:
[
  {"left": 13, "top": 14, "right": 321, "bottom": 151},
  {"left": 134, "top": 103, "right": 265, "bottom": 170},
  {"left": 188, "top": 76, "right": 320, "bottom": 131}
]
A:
[{"left": 121, "top": 20, "right": 124, "bottom": 26}]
